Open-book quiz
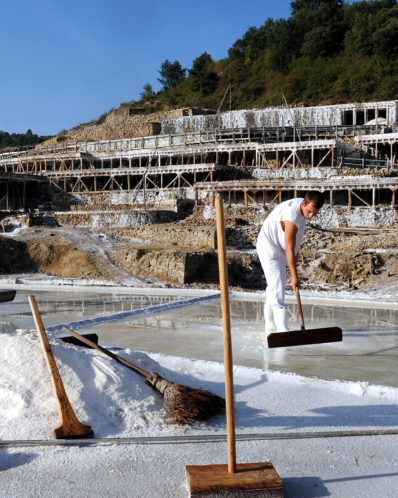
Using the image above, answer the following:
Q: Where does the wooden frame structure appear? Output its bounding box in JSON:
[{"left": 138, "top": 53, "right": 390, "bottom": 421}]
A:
[
  {"left": 195, "top": 177, "right": 398, "bottom": 209},
  {"left": 0, "top": 173, "right": 48, "bottom": 211}
]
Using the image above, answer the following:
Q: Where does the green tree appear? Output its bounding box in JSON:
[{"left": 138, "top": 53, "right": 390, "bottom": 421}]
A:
[
  {"left": 140, "top": 83, "right": 155, "bottom": 98},
  {"left": 268, "top": 20, "right": 291, "bottom": 73},
  {"left": 373, "top": 17, "right": 398, "bottom": 58},
  {"left": 189, "top": 52, "right": 219, "bottom": 95},
  {"left": 227, "top": 20, "right": 274, "bottom": 62},
  {"left": 157, "top": 60, "right": 186, "bottom": 90}
]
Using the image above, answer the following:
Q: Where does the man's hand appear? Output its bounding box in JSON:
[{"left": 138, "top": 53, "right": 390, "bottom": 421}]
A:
[{"left": 289, "top": 276, "right": 300, "bottom": 290}]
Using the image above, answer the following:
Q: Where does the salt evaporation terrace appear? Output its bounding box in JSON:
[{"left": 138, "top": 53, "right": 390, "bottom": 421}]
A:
[{"left": 3, "top": 288, "right": 398, "bottom": 388}]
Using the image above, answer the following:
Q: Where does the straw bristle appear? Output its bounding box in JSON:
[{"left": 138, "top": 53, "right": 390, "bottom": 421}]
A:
[
  {"left": 146, "top": 372, "right": 225, "bottom": 425},
  {"left": 163, "top": 383, "right": 226, "bottom": 425}
]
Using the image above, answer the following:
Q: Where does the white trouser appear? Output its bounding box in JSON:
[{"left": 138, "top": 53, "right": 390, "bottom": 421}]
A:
[{"left": 257, "top": 234, "right": 287, "bottom": 310}]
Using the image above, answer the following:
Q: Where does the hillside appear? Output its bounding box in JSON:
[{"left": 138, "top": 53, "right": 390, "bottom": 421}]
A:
[{"left": 129, "top": 0, "right": 398, "bottom": 114}]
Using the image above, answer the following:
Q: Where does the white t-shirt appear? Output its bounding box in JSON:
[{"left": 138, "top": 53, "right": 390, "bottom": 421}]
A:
[{"left": 259, "top": 198, "right": 307, "bottom": 259}]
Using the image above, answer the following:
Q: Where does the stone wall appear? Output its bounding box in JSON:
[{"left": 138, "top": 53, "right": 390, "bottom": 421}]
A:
[
  {"left": 118, "top": 224, "right": 217, "bottom": 249},
  {"left": 117, "top": 247, "right": 208, "bottom": 284},
  {"left": 53, "top": 209, "right": 178, "bottom": 228},
  {"left": 38, "top": 107, "right": 216, "bottom": 148},
  {"left": 315, "top": 206, "right": 397, "bottom": 228},
  {"left": 117, "top": 245, "right": 263, "bottom": 286},
  {"left": 50, "top": 189, "right": 194, "bottom": 211},
  {"left": 195, "top": 203, "right": 398, "bottom": 229}
]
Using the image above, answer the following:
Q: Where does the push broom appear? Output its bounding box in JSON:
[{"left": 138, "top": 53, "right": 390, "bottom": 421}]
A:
[
  {"left": 267, "top": 287, "right": 343, "bottom": 348},
  {"left": 62, "top": 326, "right": 225, "bottom": 425}
]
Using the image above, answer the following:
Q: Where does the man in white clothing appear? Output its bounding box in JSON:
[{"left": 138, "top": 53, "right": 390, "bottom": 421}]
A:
[{"left": 256, "top": 191, "right": 324, "bottom": 334}]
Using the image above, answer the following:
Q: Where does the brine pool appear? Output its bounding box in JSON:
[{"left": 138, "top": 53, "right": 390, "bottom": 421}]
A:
[{"left": 1, "top": 287, "right": 398, "bottom": 388}]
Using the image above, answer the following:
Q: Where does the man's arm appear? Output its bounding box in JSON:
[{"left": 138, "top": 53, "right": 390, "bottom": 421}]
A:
[{"left": 283, "top": 221, "right": 300, "bottom": 290}]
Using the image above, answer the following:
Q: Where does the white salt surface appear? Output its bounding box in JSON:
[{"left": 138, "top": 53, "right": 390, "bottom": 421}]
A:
[{"left": 1, "top": 329, "right": 398, "bottom": 497}]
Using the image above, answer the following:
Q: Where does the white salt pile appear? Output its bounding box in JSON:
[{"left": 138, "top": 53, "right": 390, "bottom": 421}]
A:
[{"left": 1, "top": 328, "right": 398, "bottom": 497}]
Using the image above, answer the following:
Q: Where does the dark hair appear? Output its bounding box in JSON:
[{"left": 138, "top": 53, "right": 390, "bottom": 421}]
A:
[{"left": 304, "top": 191, "right": 324, "bottom": 209}]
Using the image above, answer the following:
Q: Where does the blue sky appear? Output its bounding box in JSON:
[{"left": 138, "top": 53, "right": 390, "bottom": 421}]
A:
[{"left": 0, "top": 0, "right": 292, "bottom": 136}]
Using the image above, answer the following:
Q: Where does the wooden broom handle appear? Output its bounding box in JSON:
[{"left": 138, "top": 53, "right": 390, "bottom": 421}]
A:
[
  {"left": 295, "top": 287, "right": 305, "bottom": 331},
  {"left": 215, "top": 196, "right": 236, "bottom": 474},
  {"left": 62, "top": 326, "right": 149, "bottom": 378}
]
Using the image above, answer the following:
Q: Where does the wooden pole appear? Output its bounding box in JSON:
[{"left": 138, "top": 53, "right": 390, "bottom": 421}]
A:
[
  {"left": 215, "top": 197, "right": 236, "bottom": 474},
  {"left": 28, "top": 295, "right": 93, "bottom": 439}
]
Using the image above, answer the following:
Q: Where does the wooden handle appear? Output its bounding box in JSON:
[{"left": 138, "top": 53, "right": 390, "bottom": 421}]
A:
[
  {"left": 215, "top": 197, "right": 236, "bottom": 474},
  {"left": 62, "top": 326, "right": 149, "bottom": 378},
  {"left": 29, "top": 296, "right": 93, "bottom": 439},
  {"left": 295, "top": 287, "right": 305, "bottom": 331}
]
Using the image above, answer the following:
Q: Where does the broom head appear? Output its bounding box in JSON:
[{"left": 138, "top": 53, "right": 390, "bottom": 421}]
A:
[{"left": 146, "top": 372, "right": 225, "bottom": 425}]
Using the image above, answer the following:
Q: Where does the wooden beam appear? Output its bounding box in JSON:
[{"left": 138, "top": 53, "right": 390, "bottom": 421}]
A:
[
  {"left": 351, "top": 190, "right": 371, "bottom": 207},
  {"left": 268, "top": 190, "right": 280, "bottom": 208},
  {"left": 246, "top": 192, "right": 260, "bottom": 206}
]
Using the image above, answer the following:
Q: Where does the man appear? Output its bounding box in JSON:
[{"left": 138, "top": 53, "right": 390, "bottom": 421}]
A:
[{"left": 256, "top": 191, "right": 324, "bottom": 334}]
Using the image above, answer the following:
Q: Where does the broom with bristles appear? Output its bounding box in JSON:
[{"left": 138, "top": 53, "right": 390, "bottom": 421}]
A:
[{"left": 62, "top": 326, "right": 225, "bottom": 425}]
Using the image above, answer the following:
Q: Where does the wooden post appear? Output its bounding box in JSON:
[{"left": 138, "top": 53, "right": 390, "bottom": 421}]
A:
[
  {"left": 22, "top": 181, "right": 26, "bottom": 211},
  {"left": 348, "top": 189, "right": 352, "bottom": 210},
  {"left": 278, "top": 191, "right": 282, "bottom": 204},
  {"left": 330, "top": 189, "right": 333, "bottom": 208},
  {"left": 215, "top": 197, "right": 236, "bottom": 474},
  {"left": 373, "top": 187, "right": 376, "bottom": 207},
  {"left": 244, "top": 191, "right": 248, "bottom": 207},
  {"left": 392, "top": 189, "right": 396, "bottom": 207}
]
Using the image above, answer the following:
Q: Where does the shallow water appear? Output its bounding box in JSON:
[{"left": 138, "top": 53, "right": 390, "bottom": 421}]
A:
[
  {"left": 1, "top": 289, "right": 398, "bottom": 388},
  {"left": 80, "top": 297, "right": 398, "bottom": 388},
  {"left": 0, "top": 289, "right": 186, "bottom": 333}
]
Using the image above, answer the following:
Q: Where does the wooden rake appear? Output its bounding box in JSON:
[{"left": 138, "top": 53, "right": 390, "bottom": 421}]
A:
[
  {"left": 29, "top": 295, "right": 94, "bottom": 439},
  {"left": 267, "top": 287, "right": 343, "bottom": 348}
]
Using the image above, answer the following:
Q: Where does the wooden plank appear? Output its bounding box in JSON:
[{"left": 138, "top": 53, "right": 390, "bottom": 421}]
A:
[
  {"left": 352, "top": 190, "right": 371, "bottom": 207},
  {"left": 267, "top": 326, "right": 342, "bottom": 348},
  {"left": 186, "top": 462, "right": 283, "bottom": 496}
]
